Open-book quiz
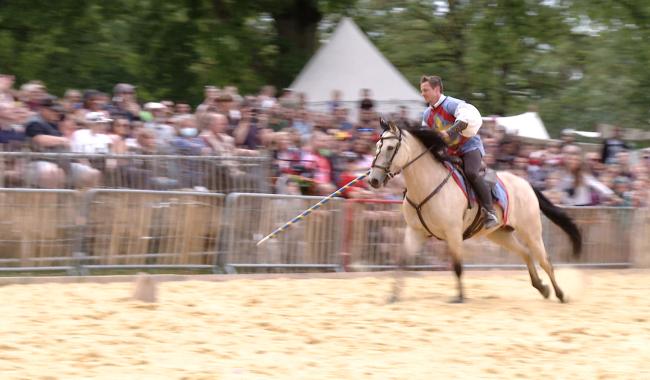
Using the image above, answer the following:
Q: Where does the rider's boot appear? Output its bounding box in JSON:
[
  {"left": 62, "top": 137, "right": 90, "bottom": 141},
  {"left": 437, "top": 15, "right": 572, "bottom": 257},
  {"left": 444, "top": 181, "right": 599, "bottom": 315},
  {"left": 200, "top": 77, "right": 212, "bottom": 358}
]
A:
[{"left": 472, "top": 175, "right": 499, "bottom": 229}]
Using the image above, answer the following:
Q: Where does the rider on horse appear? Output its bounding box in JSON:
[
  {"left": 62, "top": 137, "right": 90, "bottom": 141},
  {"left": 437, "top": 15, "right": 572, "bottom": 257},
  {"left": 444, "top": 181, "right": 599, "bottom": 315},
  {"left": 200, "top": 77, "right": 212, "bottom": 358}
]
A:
[{"left": 419, "top": 75, "right": 498, "bottom": 229}]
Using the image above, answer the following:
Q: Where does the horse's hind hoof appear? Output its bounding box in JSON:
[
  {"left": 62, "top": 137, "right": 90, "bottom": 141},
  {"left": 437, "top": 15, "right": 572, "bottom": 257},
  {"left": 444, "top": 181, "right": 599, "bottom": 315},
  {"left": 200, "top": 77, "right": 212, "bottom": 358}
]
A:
[
  {"left": 448, "top": 296, "right": 464, "bottom": 304},
  {"left": 387, "top": 295, "right": 400, "bottom": 304}
]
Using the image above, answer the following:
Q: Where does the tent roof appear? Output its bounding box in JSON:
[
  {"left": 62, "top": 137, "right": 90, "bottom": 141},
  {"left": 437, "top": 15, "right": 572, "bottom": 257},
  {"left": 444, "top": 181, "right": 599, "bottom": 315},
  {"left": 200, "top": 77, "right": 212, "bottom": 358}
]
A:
[
  {"left": 289, "top": 17, "right": 422, "bottom": 104},
  {"left": 486, "top": 112, "right": 550, "bottom": 140}
]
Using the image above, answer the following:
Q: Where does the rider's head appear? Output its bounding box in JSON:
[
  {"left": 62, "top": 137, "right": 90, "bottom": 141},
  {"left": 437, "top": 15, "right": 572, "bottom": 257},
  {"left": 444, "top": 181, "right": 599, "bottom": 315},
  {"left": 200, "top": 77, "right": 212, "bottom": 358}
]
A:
[{"left": 420, "top": 76, "right": 443, "bottom": 106}]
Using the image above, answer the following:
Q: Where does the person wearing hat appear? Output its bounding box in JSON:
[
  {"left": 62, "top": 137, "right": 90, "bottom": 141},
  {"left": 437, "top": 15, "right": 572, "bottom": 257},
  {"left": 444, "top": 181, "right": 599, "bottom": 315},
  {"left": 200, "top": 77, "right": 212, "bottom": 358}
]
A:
[
  {"left": 22, "top": 95, "right": 69, "bottom": 187},
  {"left": 143, "top": 102, "right": 175, "bottom": 150},
  {"left": 70, "top": 112, "right": 114, "bottom": 154},
  {"left": 24, "top": 95, "right": 69, "bottom": 152}
]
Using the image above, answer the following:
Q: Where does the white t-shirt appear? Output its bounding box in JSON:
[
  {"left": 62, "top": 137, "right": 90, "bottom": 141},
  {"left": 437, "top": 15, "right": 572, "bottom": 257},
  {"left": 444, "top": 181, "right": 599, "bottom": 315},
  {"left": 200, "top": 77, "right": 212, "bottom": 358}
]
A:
[{"left": 71, "top": 129, "right": 113, "bottom": 153}]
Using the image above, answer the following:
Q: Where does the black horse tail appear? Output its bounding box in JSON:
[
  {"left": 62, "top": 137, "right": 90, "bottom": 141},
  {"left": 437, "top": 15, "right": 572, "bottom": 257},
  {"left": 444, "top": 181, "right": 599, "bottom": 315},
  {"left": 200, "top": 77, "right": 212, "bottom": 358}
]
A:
[{"left": 533, "top": 187, "right": 582, "bottom": 257}]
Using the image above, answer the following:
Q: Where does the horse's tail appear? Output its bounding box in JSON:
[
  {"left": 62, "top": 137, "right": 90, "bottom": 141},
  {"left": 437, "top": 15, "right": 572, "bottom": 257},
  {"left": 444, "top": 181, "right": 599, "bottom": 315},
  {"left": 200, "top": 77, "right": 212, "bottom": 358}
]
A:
[{"left": 532, "top": 187, "right": 582, "bottom": 257}]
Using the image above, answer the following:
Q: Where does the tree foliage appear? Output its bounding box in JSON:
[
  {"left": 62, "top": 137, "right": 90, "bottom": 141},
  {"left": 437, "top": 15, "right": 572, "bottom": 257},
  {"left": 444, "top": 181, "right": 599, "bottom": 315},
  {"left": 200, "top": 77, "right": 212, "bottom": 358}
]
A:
[
  {"left": 353, "top": 0, "right": 650, "bottom": 134},
  {"left": 0, "top": 0, "right": 648, "bottom": 134}
]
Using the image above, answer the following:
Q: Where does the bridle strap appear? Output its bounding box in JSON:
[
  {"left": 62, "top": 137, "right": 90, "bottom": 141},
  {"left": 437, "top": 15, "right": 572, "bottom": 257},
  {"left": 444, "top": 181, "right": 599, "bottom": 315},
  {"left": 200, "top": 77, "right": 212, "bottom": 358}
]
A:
[
  {"left": 371, "top": 129, "right": 402, "bottom": 174},
  {"left": 373, "top": 128, "right": 440, "bottom": 180},
  {"left": 388, "top": 143, "right": 437, "bottom": 179}
]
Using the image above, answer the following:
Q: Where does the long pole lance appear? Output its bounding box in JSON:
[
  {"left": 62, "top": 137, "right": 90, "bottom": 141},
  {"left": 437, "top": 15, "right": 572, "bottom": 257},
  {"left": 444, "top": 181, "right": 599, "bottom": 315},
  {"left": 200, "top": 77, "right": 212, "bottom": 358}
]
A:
[{"left": 256, "top": 170, "right": 371, "bottom": 246}]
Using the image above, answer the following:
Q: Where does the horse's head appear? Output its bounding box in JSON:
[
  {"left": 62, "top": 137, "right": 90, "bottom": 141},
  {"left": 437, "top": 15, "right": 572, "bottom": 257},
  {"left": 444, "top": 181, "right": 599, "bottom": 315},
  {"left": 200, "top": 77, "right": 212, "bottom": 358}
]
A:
[{"left": 368, "top": 119, "right": 407, "bottom": 189}]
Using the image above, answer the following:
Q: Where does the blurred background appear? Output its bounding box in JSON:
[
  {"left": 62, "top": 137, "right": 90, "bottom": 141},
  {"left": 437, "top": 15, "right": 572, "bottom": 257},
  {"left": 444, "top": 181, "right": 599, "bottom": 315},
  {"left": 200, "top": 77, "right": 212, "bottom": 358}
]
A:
[
  {"left": 0, "top": 0, "right": 648, "bottom": 275},
  {"left": 1, "top": 0, "right": 648, "bottom": 205}
]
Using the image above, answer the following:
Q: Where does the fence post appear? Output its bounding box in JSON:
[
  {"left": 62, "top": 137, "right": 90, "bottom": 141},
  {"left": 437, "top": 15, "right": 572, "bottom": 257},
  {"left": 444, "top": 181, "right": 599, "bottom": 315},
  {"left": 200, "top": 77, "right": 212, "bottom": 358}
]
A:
[{"left": 70, "top": 189, "right": 96, "bottom": 276}]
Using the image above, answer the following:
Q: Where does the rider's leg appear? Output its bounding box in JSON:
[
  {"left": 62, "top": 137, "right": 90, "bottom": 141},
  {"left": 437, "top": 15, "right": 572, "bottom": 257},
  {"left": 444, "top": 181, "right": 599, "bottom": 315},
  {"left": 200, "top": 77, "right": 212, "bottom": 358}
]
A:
[{"left": 462, "top": 149, "right": 499, "bottom": 228}]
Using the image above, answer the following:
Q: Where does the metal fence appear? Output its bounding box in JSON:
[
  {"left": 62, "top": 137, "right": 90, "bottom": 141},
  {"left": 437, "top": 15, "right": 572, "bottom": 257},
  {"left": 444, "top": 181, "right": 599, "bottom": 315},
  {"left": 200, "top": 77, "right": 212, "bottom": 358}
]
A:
[
  {"left": 222, "top": 193, "right": 345, "bottom": 273},
  {"left": 0, "top": 189, "right": 646, "bottom": 273},
  {"left": 80, "top": 190, "right": 226, "bottom": 271},
  {"left": 342, "top": 199, "right": 449, "bottom": 271},
  {"left": 0, "top": 189, "right": 80, "bottom": 272},
  {"left": 0, "top": 152, "right": 271, "bottom": 193}
]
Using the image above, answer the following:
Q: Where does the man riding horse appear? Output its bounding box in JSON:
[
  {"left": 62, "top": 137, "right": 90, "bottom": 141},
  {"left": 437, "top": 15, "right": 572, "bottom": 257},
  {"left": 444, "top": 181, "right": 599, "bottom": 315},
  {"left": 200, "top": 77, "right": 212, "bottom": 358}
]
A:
[{"left": 419, "top": 75, "right": 498, "bottom": 229}]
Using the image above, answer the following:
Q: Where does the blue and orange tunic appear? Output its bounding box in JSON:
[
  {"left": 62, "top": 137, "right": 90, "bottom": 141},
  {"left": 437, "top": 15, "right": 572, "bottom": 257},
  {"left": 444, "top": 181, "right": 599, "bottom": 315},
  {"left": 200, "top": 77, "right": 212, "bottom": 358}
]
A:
[{"left": 421, "top": 95, "right": 485, "bottom": 157}]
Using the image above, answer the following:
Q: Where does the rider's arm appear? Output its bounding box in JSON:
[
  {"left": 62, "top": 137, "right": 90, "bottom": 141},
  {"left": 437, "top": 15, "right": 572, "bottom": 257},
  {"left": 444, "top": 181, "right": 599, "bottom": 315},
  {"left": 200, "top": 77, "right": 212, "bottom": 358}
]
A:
[{"left": 453, "top": 102, "right": 482, "bottom": 138}]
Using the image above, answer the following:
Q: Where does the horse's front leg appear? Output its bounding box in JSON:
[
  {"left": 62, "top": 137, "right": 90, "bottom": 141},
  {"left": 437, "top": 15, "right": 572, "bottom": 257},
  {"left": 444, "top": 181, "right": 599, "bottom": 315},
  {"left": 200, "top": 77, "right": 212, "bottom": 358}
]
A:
[{"left": 388, "top": 226, "right": 427, "bottom": 303}]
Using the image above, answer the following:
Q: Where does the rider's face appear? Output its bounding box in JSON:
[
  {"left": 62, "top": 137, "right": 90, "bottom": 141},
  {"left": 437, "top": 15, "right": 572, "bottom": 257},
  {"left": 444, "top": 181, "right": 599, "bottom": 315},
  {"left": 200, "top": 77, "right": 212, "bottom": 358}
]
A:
[{"left": 420, "top": 82, "right": 441, "bottom": 105}]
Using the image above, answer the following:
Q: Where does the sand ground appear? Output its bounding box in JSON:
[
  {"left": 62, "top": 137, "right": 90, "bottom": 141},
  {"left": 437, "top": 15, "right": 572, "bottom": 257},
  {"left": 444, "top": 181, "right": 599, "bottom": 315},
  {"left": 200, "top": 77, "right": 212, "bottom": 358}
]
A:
[{"left": 0, "top": 270, "right": 648, "bottom": 380}]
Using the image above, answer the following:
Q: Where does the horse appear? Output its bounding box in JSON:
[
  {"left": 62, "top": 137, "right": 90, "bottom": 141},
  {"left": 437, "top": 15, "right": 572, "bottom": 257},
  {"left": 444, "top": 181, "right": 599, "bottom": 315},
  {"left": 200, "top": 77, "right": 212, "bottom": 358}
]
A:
[{"left": 367, "top": 120, "right": 582, "bottom": 303}]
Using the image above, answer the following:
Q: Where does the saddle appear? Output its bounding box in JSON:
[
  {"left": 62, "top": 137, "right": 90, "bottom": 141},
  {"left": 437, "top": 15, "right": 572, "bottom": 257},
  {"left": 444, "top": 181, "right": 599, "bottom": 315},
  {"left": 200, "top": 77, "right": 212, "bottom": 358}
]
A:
[
  {"left": 448, "top": 159, "right": 499, "bottom": 205},
  {"left": 403, "top": 157, "right": 503, "bottom": 241}
]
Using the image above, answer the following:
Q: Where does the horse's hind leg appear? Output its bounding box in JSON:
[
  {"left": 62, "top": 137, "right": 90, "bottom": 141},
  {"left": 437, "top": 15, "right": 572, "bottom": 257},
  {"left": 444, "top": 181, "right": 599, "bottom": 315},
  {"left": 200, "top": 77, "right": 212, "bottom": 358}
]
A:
[
  {"left": 389, "top": 226, "right": 426, "bottom": 303},
  {"left": 487, "top": 229, "right": 549, "bottom": 298},
  {"left": 520, "top": 233, "right": 565, "bottom": 303}
]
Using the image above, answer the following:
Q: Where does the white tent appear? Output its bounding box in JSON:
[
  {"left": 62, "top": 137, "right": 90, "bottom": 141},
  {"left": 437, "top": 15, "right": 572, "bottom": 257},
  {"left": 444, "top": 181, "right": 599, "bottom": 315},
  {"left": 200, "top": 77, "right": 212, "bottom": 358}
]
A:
[
  {"left": 289, "top": 17, "right": 424, "bottom": 120},
  {"left": 484, "top": 112, "right": 550, "bottom": 140}
]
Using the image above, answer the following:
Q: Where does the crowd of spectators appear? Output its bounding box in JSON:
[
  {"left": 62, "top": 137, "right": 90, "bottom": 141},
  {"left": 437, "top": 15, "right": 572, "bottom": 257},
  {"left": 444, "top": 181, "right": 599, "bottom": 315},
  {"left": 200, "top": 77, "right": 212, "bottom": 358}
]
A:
[{"left": 0, "top": 72, "right": 648, "bottom": 207}]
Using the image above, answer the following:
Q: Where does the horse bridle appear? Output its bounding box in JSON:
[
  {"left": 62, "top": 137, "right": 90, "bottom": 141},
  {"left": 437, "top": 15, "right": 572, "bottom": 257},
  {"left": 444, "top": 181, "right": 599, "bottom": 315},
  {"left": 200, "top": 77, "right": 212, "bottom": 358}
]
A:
[
  {"left": 371, "top": 127, "right": 438, "bottom": 181},
  {"left": 371, "top": 127, "right": 403, "bottom": 179}
]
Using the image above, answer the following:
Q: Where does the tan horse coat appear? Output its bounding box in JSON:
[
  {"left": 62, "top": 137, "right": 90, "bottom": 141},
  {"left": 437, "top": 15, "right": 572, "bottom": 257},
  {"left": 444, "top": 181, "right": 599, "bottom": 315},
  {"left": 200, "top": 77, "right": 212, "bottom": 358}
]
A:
[{"left": 368, "top": 125, "right": 581, "bottom": 302}]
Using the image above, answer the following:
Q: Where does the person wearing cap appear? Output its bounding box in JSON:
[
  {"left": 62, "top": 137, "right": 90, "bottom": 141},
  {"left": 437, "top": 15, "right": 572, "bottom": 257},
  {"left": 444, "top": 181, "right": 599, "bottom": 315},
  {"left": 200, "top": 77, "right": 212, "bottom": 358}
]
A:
[
  {"left": 143, "top": 102, "right": 175, "bottom": 150},
  {"left": 24, "top": 95, "right": 68, "bottom": 151},
  {"left": 70, "top": 112, "right": 114, "bottom": 154},
  {"left": 22, "top": 95, "right": 69, "bottom": 187}
]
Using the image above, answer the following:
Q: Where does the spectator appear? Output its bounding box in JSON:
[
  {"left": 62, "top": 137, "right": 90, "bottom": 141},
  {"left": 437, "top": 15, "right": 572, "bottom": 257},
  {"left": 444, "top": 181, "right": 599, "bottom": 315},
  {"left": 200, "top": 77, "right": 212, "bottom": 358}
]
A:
[
  {"left": 25, "top": 95, "right": 69, "bottom": 153},
  {"left": 259, "top": 85, "right": 277, "bottom": 109},
  {"left": 108, "top": 116, "right": 131, "bottom": 154},
  {"left": 200, "top": 112, "right": 238, "bottom": 156},
  {"left": 304, "top": 131, "right": 335, "bottom": 195},
  {"left": 196, "top": 85, "right": 219, "bottom": 114},
  {"left": 542, "top": 171, "right": 565, "bottom": 205},
  {"left": 234, "top": 106, "right": 267, "bottom": 150},
  {"left": 20, "top": 81, "right": 47, "bottom": 111},
  {"left": 24, "top": 96, "right": 98, "bottom": 188},
  {"left": 558, "top": 145, "right": 613, "bottom": 206},
  {"left": 395, "top": 106, "right": 412, "bottom": 129},
  {"left": 81, "top": 90, "right": 106, "bottom": 116},
  {"left": 0, "top": 74, "right": 15, "bottom": 106},
  {"left": 130, "top": 128, "right": 158, "bottom": 154},
  {"left": 71, "top": 112, "right": 114, "bottom": 154},
  {"left": 175, "top": 102, "right": 192, "bottom": 115},
  {"left": 62, "top": 89, "right": 82, "bottom": 114},
  {"left": 143, "top": 102, "right": 175, "bottom": 150},
  {"left": 334, "top": 107, "right": 353, "bottom": 132},
  {"left": 170, "top": 115, "right": 208, "bottom": 156},
  {"left": 329, "top": 89, "right": 343, "bottom": 112},
  {"left": 359, "top": 88, "right": 374, "bottom": 111},
  {"left": 110, "top": 83, "right": 141, "bottom": 121},
  {"left": 601, "top": 126, "right": 629, "bottom": 164},
  {"left": 291, "top": 108, "right": 313, "bottom": 141}
]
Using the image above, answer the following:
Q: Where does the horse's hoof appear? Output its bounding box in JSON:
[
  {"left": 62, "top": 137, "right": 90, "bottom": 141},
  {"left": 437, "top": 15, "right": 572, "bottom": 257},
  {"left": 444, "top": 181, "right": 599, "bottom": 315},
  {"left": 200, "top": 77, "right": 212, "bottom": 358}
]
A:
[
  {"left": 448, "top": 296, "right": 464, "bottom": 304},
  {"left": 540, "top": 285, "right": 550, "bottom": 299},
  {"left": 387, "top": 295, "right": 400, "bottom": 304}
]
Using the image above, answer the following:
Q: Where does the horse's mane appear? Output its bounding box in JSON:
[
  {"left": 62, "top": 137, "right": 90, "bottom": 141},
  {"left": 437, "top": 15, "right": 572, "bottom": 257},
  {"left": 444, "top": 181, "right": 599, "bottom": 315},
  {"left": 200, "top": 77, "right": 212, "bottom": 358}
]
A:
[{"left": 400, "top": 127, "right": 454, "bottom": 164}]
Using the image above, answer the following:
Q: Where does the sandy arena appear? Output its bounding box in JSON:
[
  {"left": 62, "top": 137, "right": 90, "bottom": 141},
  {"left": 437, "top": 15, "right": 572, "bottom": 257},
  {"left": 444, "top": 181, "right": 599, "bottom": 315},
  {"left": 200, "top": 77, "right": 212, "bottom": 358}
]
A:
[{"left": 0, "top": 270, "right": 648, "bottom": 379}]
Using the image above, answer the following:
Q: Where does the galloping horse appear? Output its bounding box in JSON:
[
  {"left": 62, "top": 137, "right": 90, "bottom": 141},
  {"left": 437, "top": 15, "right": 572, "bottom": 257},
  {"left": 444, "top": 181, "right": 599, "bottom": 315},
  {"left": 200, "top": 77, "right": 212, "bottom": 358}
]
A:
[{"left": 368, "top": 121, "right": 582, "bottom": 303}]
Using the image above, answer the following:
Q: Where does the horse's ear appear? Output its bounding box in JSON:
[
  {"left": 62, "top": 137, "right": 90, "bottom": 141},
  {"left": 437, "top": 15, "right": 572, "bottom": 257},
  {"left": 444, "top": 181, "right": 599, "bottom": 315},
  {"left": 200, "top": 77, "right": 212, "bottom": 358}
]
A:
[{"left": 380, "top": 117, "right": 390, "bottom": 132}]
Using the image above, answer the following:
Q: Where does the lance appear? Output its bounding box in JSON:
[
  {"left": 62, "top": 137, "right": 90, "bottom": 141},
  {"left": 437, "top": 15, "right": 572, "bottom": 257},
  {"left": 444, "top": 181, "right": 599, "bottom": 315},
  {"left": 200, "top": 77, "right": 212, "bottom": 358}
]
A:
[{"left": 256, "top": 170, "right": 371, "bottom": 246}]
